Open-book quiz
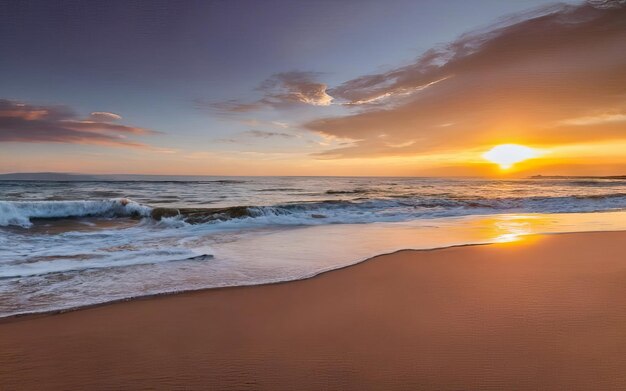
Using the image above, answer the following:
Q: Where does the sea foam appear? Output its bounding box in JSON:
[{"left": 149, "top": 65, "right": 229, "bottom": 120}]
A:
[{"left": 0, "top": 199, "right": 152, "bottom": 227}]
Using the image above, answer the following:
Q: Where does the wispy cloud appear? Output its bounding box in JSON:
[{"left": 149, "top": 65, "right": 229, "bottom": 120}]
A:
[
  {"left": 89, "top": 111, "right": 123, "bottom": 122},
  {"left": 0, "top": 99, "right": 158, "bottom": 148},
  {"left": 338, "top": 76, "right": 452, "bottom": 107},
  {"left": 557, "top": 113, "right": 626, "bottom": 126},
  {"left": 204, "top": 71, "right": 332, "bottom": 113},
  {"left": 216, "top": 129, "right": 297, "bottom": 143},
  {"left": 243, "top": 130, "right": 296, "bottom": 139}
]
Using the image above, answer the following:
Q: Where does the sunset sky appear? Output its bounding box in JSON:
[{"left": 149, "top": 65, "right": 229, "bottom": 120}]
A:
[{"left": 1, "top": 0, "right": 625, "bottom": 176}]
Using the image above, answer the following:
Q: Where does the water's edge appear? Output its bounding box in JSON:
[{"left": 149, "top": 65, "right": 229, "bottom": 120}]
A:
[{"left": 2, "top": 229, "right": 622, "bottom": 324}]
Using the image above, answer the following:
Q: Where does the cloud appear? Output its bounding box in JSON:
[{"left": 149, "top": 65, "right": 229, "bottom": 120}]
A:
[
  {"left": 338, "top": 76, "right": 452, "bottom": 107},
  {"left": 209, "top": 100, "right": 265, "bottom": 113},
  {"left": 0, "top": 99, "right": 157, "bottom": 148},
  {"left": 89, "top": 111, "right": 122, "bottom": 122},
  {"left": 271, "top": 121, "right": 290, "bottom": 128},
  {"left": 557, "top": 113, "right": 626, "bottom": 126},
  {"left": 207, "top": 71, "right": 333, "bottom": 113},
  {"left": 304, "top": 1, "right": 626, "bottom": 158},
  {"left": 216, "top": 129, "right": 297, "bottom": 143},
  {"left": 243, "top": 130, "right": 296, "bottom": 139}
]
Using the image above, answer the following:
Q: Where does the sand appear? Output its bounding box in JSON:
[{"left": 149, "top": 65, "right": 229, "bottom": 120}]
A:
[{"left": 1, "top": 231, "right": 626, "bottom": 390}]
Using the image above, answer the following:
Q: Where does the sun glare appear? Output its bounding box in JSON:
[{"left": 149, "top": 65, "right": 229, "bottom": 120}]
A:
[{"left": 482, "top": 144, "right": 539, "bottom": 169}]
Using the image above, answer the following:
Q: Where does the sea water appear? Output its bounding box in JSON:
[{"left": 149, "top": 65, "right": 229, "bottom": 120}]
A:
[{"left": 1, "top": 176, "right": 625, "bottom": 317}]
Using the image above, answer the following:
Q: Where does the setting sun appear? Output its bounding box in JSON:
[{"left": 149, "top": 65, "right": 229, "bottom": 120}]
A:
[{"left": 482, "top": 144, "right": 539, "bottom": 170}]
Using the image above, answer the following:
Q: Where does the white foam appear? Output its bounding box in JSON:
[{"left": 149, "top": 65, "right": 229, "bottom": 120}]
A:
[
  {"left": 0, "top": 199, "right": 152, "bottom": 227},
  {"left": 0, "top": 248, "right": 204, "bottom": 278}
]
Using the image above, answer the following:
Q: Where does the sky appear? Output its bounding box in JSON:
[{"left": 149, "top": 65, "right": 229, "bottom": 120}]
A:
[{"left": 1, "top": 0, "right": 625, "bottom": 176}]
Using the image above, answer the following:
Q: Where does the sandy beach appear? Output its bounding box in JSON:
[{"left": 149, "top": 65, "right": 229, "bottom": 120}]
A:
[{"left": 1, "top": 231, "right": 626, "bottom": 390}]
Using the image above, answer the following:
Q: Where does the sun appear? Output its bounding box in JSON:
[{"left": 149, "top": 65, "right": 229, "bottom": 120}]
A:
[{"left": 482, "top": 144, "right": 539, "bottom": 170}]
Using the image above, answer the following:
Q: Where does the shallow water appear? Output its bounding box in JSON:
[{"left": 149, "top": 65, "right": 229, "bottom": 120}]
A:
[{"left": 1, "top": 176, "right": 625, "bottom": 317}]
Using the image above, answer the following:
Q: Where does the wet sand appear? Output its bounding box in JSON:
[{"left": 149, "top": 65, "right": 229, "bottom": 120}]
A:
[{"left": 1, "top": 231, "right": 626, "bottom": 390}]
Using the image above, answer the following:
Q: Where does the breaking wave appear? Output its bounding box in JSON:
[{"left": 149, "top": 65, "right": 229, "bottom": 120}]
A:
[
  {"left": 2, "top": 193, "right": 625, "bottom": 228},
  {"left": 0, "top": 198, "right": 151, "bottom": 228}
]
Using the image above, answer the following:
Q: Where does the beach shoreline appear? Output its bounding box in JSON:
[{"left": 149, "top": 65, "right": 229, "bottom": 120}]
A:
[
  {"left": 1, "top": 228, "right": 622, "bottom": 323},
  {"left": 2, "top": 231, "right": 626, "bottom": 389}
]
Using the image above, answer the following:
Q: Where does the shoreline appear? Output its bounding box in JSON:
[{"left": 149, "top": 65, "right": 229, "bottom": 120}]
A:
[
  {"left": 2, "top": 230, "right": 626, "bottom": 389},
  {"left": 1, "top": 242, "right": 496, "bottom": 324},
  {"left": 4, "top": 210, "right": 626, "bottom": 317},
  {"left": 2, "top": 228, "right": 623, "bottom": 323}
]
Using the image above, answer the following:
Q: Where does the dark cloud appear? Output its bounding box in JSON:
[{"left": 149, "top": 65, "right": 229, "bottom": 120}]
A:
[
  {"left": 0, "top": 99, "right": 157, "bottom": 148},
  {"left": 305, "top": 1, "right": 626, "bottom": 158},
  {"left": 206, "top": 71, "right": 333, "bottom": 113}
]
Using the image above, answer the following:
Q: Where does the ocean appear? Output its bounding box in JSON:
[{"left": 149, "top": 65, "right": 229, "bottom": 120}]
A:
[{"left": 1, "top": 176, "right": 626, "bottom": 317}]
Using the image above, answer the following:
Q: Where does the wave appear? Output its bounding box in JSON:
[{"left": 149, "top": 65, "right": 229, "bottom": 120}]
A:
[
  {"left": 0, "top": 198, "right": 151, "bottom": 228},
  {"left": 563, "top": 180, "right": 626, "bottom": 187},
  {"left": 325, "top": 188, "right": 371, "bottom": 195},
  {"left": 2, "top": 193, "right": 625, "bottom": 228},
  {"left": 258, "top": 188, "right": 303, "bottom": 192},
  {"left": 0, "top": 250, "right": 213, "bottom": 279},
  {"left": 151, "top": 193, "right": 626, "bottom": 225}
]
